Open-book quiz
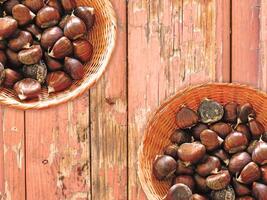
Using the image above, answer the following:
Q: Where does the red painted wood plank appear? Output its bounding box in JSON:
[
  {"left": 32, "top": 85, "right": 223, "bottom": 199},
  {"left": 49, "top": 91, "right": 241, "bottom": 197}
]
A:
[
  {"left": 90, "top": 0, "right": 128, "bottom": 199},
  {"left": 260, "top": 0, "right": 267, "bottom": 90},
  {"left": 128, "top": 0, "right": 230, "bottom": 199},
  {"left": 25, "top": 94, "right": 90, "bottom": 200}
]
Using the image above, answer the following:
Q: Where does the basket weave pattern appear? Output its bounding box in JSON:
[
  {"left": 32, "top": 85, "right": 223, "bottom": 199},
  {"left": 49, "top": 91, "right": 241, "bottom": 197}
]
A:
[
  {"left": 138, "top": 83, "right": 267, "bottom": 200},
  {"left": 0, "top": 0, "right": 117, "bottom": 109}
]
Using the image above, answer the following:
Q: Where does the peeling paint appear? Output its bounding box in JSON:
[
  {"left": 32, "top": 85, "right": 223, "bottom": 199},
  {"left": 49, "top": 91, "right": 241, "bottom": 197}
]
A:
[
  {"left": 12, "top": 142, "right": 23, "bottom": 170},
  {"left": 70, "top": 192, "right": 88, "bottom": 200},
  {"left": 4, "top": 181, "right": 11, "bottom": 200},
  {"left": 48, "top": 143, "right": 58, "bottom": 165}
]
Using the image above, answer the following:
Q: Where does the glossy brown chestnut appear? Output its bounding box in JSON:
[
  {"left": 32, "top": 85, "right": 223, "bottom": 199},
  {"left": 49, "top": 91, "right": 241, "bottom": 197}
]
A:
[
  {"left": 8, "top": 31, "right": 33, "bottom": 51},
  {"left": 194, "top": 174, "right": 210, "bottom": 192},
  {"left": 14, "top": 78, "right": 41, "bottom": 100},
  {"left": 237, "top": 162, "right": 261, "bottom": 184},
  {"left": 228, "top": 152, "right": 251, "bottom": 174},
  {"left": 22, "top": 0, "right": 44, "bottom": 12},
  {"left": 200, "top": 129, "right": 223, "bottom": 151},
  {"left": 46, "top": 0, "right": 64, "bottom": 14},
  {"left": 177, "top": 142, "right": 206, "bottom": 165},
  {"left": 64, "top": 57, "right": 84, "bottom": 80},
  {"left": 170, "top": 129, "right": 191, "bottom": 145},
  {"left": 223, "top": 102, "right": 239, "bottom": 123},
  {"left": 210, "top": 186, "right": 235, "bottom": 200},
  {"left": 49, "top": 36, "right": 73, "bottom": 59},
  {"left": 238, "top": 103, "right": 256, "bottom": 124},
  {"left": 41, "top": 26, "right": 63, "bottom": 50},
  {"left": 247, "top": 140, "right": 259, "bottom": 154},
  {"left": 232, "top": 178, "right": 251, "bottom": 196},
  {"left": 18, "top": 45, "right": 43, "bottom": 65},
  {"left": 191, "top": 123, "right": 208, "bottom": 140},
  {"left": 64, "top": 15, "right": 87, "bottom": 40},
  {"left": 176, "top": 160, "right": 194, "bottom": 175},
  {"left": 3, "top": 0, "right": 19, "bottom": 15},
  {"left": 173, "top": 175, "right": 195, "bottom": 191},
  {"left": 0, "top": 17, "right": 18, "bottom": 40},
  {"left": 6, "top": 48, "right": 22, "bottom": 68},
  {"left": 252, "top": 182, "right": 267, "bottom": 200},
  {"left": 249, "top": 118, "right": 265, "bottom": 139},
  {"left": 59, "top": 14, "right": 71, "bottom": 29},
  {"left": 198, "top": 99, "right": 224, "bottom": 124},
  {"left": 224, "top": 131, "right": 248, "bottom": 154},
  {"left": 73, "top": 39, "right": 93, "bottom": 63},
  {"left": 12, "top": 4, "right": 35, "bottom": 26},
  {"left": 44, "top": 53, "right": 63, "bottom": 71},
  {"left": 206, "top": 170, "right": 231, "bottom": 190},
  {"left": 252, "top": 141, "right": 267, "bottom": 165},
  {"left": 25, "top": 24, "right": 42, "bottom": 41},
  {"left": 213, "top": 149, "right": 230, "bottom": 165},
  {"left": 210, "top": 122, "right": 232, "bottom": 138},
  {"left": 3, "top": 68, "right": 22, "bottom": 87},
  {"left": 74, "top": 6, "right": 95, "bottom": 30},
  {"left": 0, "top": 50, "right": 7, "bottom": 66},
  {"left": 61, "top": 0, "right": 76, "bottom": 13},
  {"left": 176, "top": 107, "right": 199, "bottom": 129},
  {"left": 152, "top": 155, "right": 177, "bottom": 180},
  {"left": 236, "top": 124, "right": 251, "bottom": 140},
  {"left": 0, "top": 63, "right": 5, "bottom": 86},
  {"left": 196, "top": 156, "right": 221, "bottom": 177},
  {"left": 22, "top": 61, "right": 47, "bottom": 83},
  {"left": 189, "top": 194, "right": 207, "bottom": 200},
  {"left": 36, "top": 6, "right": 60, "bottom": 29},
  {"left": 46, "top": 71, "right": 72, "bottom": 93},
  {"left": 164, "top": 144, "right": 178, "bottom": 160},
  {"left": 166, "top": 183, "right": 192, "bottom": 200}
]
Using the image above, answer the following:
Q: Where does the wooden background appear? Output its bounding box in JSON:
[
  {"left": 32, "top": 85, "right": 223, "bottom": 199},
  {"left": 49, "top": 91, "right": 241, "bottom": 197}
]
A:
[{"left": 0, "top": 0, "right": 266, "bottom": 199}]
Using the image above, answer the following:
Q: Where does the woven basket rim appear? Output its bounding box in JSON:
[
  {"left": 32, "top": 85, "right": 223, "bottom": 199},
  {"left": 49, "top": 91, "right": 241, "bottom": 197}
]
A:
[
  {"left": 137, "top": 82, "right": 267, "bottom": 200},
  {"left": 1, "top": 0, "right": 117, "bottom": 110}
]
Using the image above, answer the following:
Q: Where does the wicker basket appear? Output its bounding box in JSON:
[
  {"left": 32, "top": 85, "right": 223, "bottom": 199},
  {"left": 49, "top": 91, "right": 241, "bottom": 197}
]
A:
[
  {"left": 138, "top": 83, "right": 267, "bottom": 200},
  {"left": 0, "top": 0, "right": 117, "bottom": 109}
]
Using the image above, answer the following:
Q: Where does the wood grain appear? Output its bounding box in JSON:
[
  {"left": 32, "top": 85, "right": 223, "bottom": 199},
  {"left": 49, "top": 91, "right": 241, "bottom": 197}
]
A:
[
  {"left": 90, "top": 0, "right": 128, "bottom": 199},
  {"left": 127, "top": 0, "right": 230, "bottom": 199},
  {"left": 25, "top": 94, "right": 90, "bottom": 200},
  {"left": 260, "top": 0, "right": 267, "bottom": 90},
  {"left": 0, "top": 108, "right": 25, "bottom": 200}
]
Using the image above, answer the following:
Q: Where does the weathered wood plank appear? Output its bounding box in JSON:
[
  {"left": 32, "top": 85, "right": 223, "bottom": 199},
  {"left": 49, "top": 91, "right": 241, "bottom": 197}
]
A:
[
  {"left": 25, "top": 94, "right": 90, "bottom": 200},
  {"left": 0, "top": 108, "right": 25, "bottom": 200},
  {"left": 90, "top": 0, "right": 128, "bottom": 199},
  {"left": 128, "top": 0, "right": 230, "bottom": 199}
]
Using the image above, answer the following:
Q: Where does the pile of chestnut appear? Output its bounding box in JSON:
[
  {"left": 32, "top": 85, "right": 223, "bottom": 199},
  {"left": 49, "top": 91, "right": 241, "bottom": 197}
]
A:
[
  {"left": 0, "top": 0, "right": 95, "bottom": 100},
  {"left": 153, "top": 99, "right": 267, "bottom": 200}
]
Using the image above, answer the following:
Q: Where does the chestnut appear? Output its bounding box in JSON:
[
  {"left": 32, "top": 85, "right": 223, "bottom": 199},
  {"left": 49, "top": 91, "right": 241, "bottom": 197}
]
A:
[
  {"left": 18, "top": 45, "right": 43, "bottom": 65},
  {"left": 210, "top": 186, "right": 235, "bottom": 200},
  {"left": 46, "top": 0, "right": 64, "bottom": 14},
  {"left": 252, "top": 141, "right": 267, "bottom": 165},
  {"left": 228, "top": 152, "right": 251, "bottom": 174},
  {"left": 64, "top": 15, "right": 87, "bottom": 40},
  {"left": 213, "top": 149, "right": 230, "bottom": 165},
  {"left": 12, "top": 4, "right": 35, "bottom": 26},
  {"left": 191, "top": 123, "right": 208, "bottom": 140},
  {"left": 8, "top": 31, "right": 33, "bottom": 51},
  {"left": 73, "top": 39, "right": 93, "bottom": 63},
  {"left": 206, "top": 170, "right": 231, "bottom": 190},
  {"left": 223, "top": 102, "right": 239, "bottom": 123},
  {"left": 64, "top": 57, "right": 85, "bottom": 80},
  {"left": 3, "top": 68, "right": 22, "bottom": 87},
  {"left": 59, "top": 14, "right": 71, "bottom": 29},
  {"left": 176, "top": 160, "right": 194, "bottom": 175},
  {"left": 0, "top": 40, "right": 7, "bottom": 50},
  {"left": 46, "top": 71, "right": 72, "bottom": 93},
  {"left": 232, "top": 178, "right": 251, "bottom": 196},
  {"left": 44, "top": 53, "right": 63, "bottom": 71},
  {"left": 22, "top": 61, "right": 47, "bottom": 83},
  {"left": 152, "top": 155, "right": 177, "bottom": 180},
  {"left": 40, "top": 26, "right": 63, "bottom": 50},
  {"left": 196, "top": 156, "right": 221, "bottom": 177},
  {"left": 200, "top": 129, "right": 223, "bottom": 151},
  {"left": 173, "top": 175, "right": 195, "bottom": 191},
  {"left": 74, "top": 6, "right": 95, "bottom": 30},
  {"left": 6, "top": 48, "right": 22, "bottom": 68},
  {"left": 0, "top": 63, "right": 5, "bottom": 86},
  {"left": 176, "top": 107, "right": 199, "bottom": 129},
  {"left": 177, "top": 142, "right": 206, "bottom": 165},
  {"left": 198, "top": 99, "right": 224, "bottom": 124},
  {"left": 236, "top": 197, "right": 255, "bottom": 200},
  {"left": 22, "top": 0, "right": 44, "bottom": 12},
  {"left": 3, "top": 0, "right": 19, "bottom": 15},
  {"left": 194, "top": 174, "right": 210, "bottom": 192},
  {"left": 164, "top": 144, "right": 178, "bottom": 160},
  {"left": 252, "top": 182, "right": 267, "bottom": 200},
  {"left": 0, "top": 17, "right": 18, "bottom": 40},
  {"left": 14, "top": 78, "right": 41, "bottom": 100},
  {"left": 61, "top": 0, "right": 76, "bottom": 13},
  {"left": 249, "top": 118, "right": 265, "bottom": 139},
  {"left": 247, "top": 140, "right": 259, "bottom": 154},
  {"left": 36, "top": 6, "right": 60, "bottom": 29},
  {"left": 210, "top": 122, "right": 232, "bottom": 138},
  {"left": 0, "top": 50, "right": 7, "bottom": 66},
  {"left": 25, "top": 24, "right": 42, "bottom": 41},
  {"left": 166, "top": 183, "right": 192, "bottom": 200},
  {"left": 236, "top": 124, "right": 251, "bottom": 140},
  {"left": 238, "top": 103, "right": 256, "bottom": 124},
  {"left": 48, "top": 36, "right": 73, "bottom": 59},
  {"left": 261, "top": 165, "right": 267, "bottom": 184},
  {"left": 224, "top": 131, "right": 248, "bottom": 154},
  {"left": 237, "top": 162, "right": 261, "bottom": 184},
  {"left": 189, "top": 194, "right": 207, "bottom": 200},
  {"left": 262, "top": 132, "right": 267, "bottom": 143},
  {"left": 170, "top": 129, "right": 191, "bottom": 145}
]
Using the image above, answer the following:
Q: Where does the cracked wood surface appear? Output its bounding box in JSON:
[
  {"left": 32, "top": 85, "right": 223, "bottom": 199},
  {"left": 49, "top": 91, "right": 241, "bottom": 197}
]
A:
[{"left": 0, "top": 0, "right": 267, "bottom": 199}]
